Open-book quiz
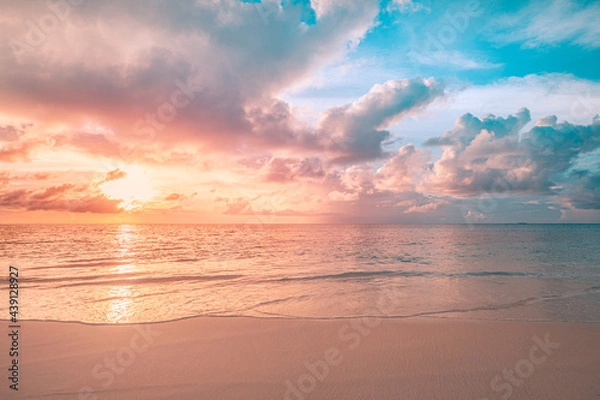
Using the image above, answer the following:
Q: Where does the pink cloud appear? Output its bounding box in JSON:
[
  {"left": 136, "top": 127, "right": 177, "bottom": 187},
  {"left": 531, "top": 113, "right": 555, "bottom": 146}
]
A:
[
  {"left": 0, "top": 184, "right": 123, "bottom": 214},
  {"left": 165, "top": 193, "right": 184, "bottom": 201}
]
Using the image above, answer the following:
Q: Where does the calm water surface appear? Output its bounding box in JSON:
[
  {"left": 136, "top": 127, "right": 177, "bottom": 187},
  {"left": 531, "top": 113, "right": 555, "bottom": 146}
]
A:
[{"left": 0, "top": 224, "right": 598, "bottom": 324}]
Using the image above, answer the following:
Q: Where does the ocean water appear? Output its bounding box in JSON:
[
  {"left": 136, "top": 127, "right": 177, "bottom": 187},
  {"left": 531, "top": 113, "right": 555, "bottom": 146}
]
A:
[{"left": 0, "top": 224, "right": 599, "bottom": 324}]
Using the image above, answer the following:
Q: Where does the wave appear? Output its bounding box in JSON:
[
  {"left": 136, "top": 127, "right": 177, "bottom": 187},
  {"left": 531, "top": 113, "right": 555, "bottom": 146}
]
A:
[
  {"left": 40, "top": 273, "right": 246, "bottom": 288},
  {"left": 56, "top": 256, "right": 126, "bottom": 264},
  {"left": 31, "top": 260, "right": 134, "bottom": 270},
  {"left": 239, "top": 295, "right": 312, "bottom": 310},
  {"left": 274, "top": 270, "right": 433, "bottom": 282},
  {"left": 10, "top": 285, "right": 600, "bottom": 326},
  {"left": 28, "top": 256, "right": 205, "bottom": 270},
  {"left": 271, "top": 269, "right": 535, "bottom": 282},
  {"left": 17, "top": 269, "right": 538, "bottom": 288},
  {"left": 450, "top": 271, "right": 535, "bottom": 278}
]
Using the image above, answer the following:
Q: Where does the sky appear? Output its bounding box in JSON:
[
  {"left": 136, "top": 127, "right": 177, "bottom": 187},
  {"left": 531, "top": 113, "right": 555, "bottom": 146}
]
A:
[{"left": 0, "top": 0, "right": 599, "bottom": 224}]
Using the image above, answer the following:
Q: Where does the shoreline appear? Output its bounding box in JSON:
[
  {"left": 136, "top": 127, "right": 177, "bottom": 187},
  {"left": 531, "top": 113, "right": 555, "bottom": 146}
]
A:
[
  {"left": 2, "top": 317, "right": 599, "bottom": 399},
  {"left": 2, "top": 313, "right": 600, "bottom": 326}
]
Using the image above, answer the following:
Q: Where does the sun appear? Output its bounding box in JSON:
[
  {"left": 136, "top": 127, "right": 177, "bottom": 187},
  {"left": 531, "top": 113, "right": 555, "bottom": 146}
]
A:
[{"left": 100, "top": 166, "right": 157, "bottom": 210}]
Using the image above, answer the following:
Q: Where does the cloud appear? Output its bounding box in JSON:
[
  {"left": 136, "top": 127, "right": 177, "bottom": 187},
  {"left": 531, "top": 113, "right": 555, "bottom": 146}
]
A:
[
  {"left": 0, "top": 0, "right": 381, "bottom": 156},
  {"left": 0, "top": 139, "right": 43, "bottom": 162},
  {"left": 219, "top": 197, "right": 252, "bottom": 215},
  {"left": 32, "top": 172, "right": 53, "bottom": 180},
  {"left": 33, "top": 195, "right": 123, "bottom": 214},
  {"left": 408, "top": 50, "right": 501, "bottom": 70},
  {"left": 375, "top": 144, "right": 429, "bottom": 192},
  {"left": 245, "top": 99, "right": 318, "bottom": 150},
  {"left": 328, "top": 190, "right": 359, "bottom": 201},
  {"left": 0, "top": 171, "right": 56, "bottom": 187},
  {"left": 262, "top": 157, "right": 326, "bottom": 183},
  {"left": 388, "top": 0, "right": 429, "bottom": 13},
  {"left": 338, "top": 164, "right": 376, "bottom": 194},
  {"left": 244, "top": 77, "right": 444, "bottom": 162},
  {"left": 217, "top": 195, "right": 314, "bottom": 217},
  {"left": 397, "top": 198, "right": 448, "bottom": 214},
  {"left": 30, "top": 184, "right": 75, "bottom": 200},
  {"left": 490, "top": 0, "right": 600, "bottom": 48},
  {"left": 565, "top": 171, "right": 600, "bottom": 209},
  {"left": 1, "top": 1, "right": 597, "bottom": 222},
  {"left": 445, "top": 74, "right": 600, "bottom": 129},
  {"left": 521, "top": 114, "right": 600, "bottom": 174},
  {"left": 422, "top": 108, "right": 600, "bottom": 197},
  {"left": 103, "top": 168, "right": 127, "bottom": 183},
  {"left": 0, "top": 0, "right": 448, "bottom": 175},
  {"left": 319, "top": 78, "right": 445, "bottom": 163},
  {"left": 0, "top": 186, "right": 123, "bottom": 214},
  {"left": 0, "top": 171, "right": 10, "bottom": 186},
  {"left": 165, "top": 193, "right": 184, "bottom": 201},
  {"left": 0, "top": 124, "right": 27, "bottom": 141}
]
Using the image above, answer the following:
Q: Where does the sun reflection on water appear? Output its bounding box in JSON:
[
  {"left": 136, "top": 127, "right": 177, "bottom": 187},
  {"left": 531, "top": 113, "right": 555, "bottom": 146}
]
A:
[
  {"left": 106, "top": 225, "right": 139, "bottom": 323},
  {"left": 106, "top": 285, "right": 134, "bottom": 323}
]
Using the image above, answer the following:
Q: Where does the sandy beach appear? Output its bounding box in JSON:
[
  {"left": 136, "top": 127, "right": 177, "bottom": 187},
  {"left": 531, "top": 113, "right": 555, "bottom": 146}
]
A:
[{"left": 2, "top": 317, "right": 599, "bottom": 399}]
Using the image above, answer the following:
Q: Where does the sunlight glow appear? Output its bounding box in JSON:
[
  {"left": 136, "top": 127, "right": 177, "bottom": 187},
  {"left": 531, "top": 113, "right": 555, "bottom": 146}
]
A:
[{"left": 101, "top": 166, "right": 156, "bottom": 210}]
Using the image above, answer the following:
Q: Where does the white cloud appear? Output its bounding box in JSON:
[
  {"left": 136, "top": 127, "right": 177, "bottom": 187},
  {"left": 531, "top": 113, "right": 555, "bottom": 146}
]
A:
[
  {"left": 490, "top": 0, "right": 600, "bottom": 48},
  {"left": 389, "top": 0, "right": 429, "bottom": 13},
  {"left": 451, "top": 74, "right": 600, "bottom": 126},
  {"left": 420, "top": 108, "right": 600, "bottom": 201},
  {"left": 408, "top": 50, "right": 502, "bottom": 70},
  {"left": 318, "top": 78, "right": 445, "bottom": 162}
]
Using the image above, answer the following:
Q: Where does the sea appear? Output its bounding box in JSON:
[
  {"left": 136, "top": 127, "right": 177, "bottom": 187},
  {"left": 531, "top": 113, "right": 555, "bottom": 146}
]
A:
[{"left": 1, "top": 224, "right": 599, "bottom": 324}]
